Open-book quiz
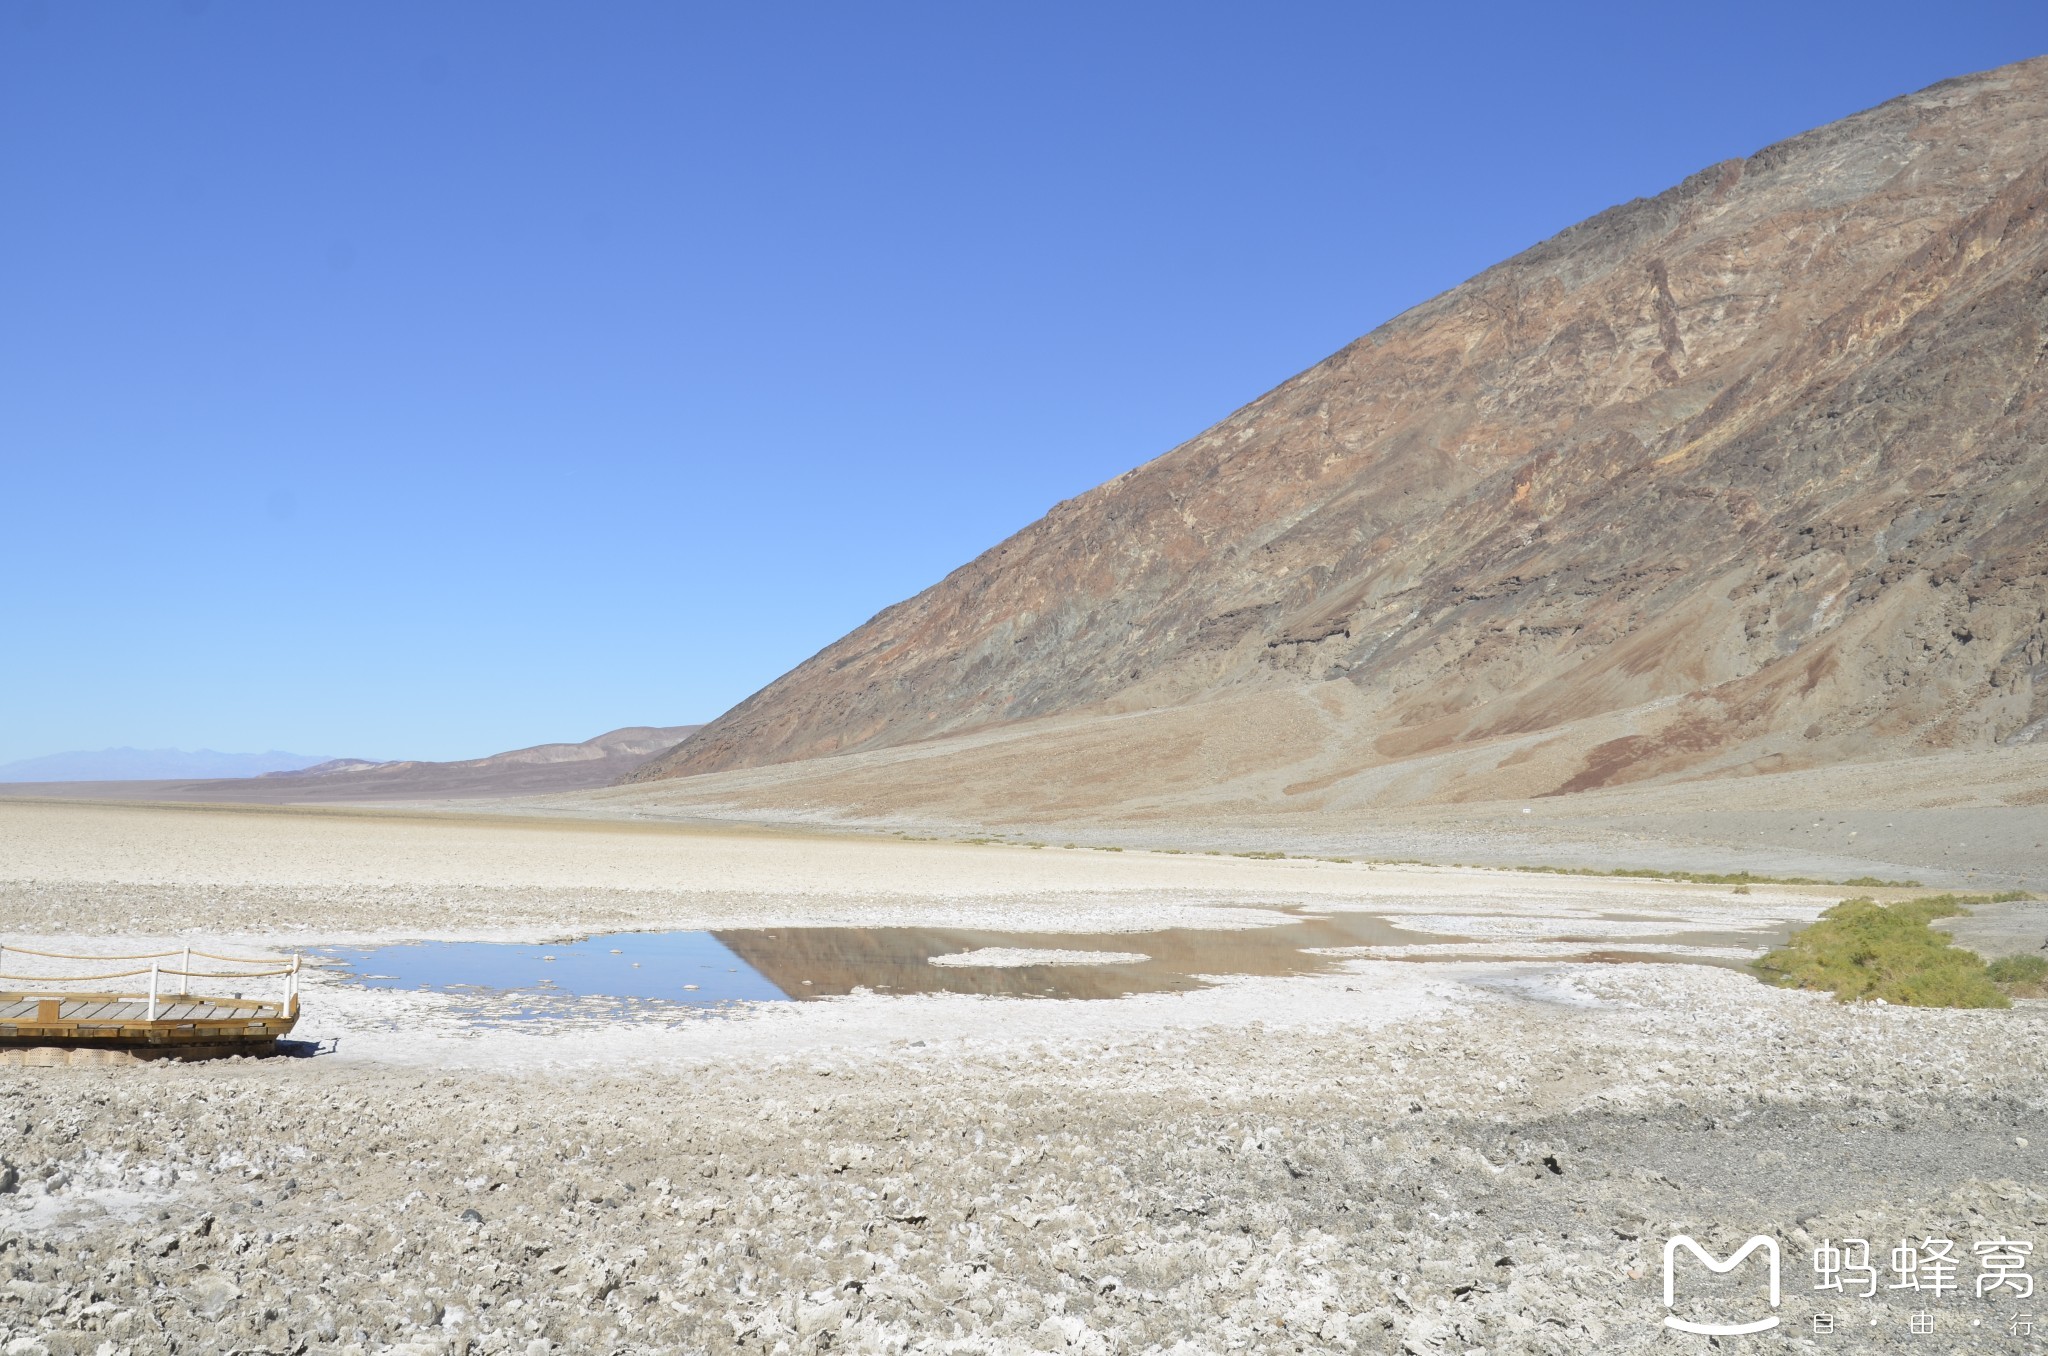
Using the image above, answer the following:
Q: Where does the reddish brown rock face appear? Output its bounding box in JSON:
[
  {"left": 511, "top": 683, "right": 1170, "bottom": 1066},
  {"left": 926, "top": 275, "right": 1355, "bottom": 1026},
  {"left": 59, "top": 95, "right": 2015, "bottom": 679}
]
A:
[{"left": 636, "top": 58, "right": 2048, "bottom": 801}]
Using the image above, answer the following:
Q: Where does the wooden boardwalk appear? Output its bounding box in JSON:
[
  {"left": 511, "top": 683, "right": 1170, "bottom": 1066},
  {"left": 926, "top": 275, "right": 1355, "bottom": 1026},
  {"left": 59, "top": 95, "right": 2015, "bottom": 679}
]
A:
[{"left": 0, "top": 944, "right": 301, "bottom": 1062}]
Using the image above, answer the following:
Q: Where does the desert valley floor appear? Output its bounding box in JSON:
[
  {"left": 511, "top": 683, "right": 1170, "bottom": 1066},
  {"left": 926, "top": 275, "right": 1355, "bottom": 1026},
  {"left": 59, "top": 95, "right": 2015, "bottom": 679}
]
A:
[{"left": 2, "top": 794, "right": 2046, "bottom": 1355}]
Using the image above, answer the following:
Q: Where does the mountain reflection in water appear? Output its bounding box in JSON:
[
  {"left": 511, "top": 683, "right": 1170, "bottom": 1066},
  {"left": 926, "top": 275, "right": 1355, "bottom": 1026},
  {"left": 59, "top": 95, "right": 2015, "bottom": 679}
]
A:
[
  {"left": 715, "top": 910, "right": 1449, "bottom": 1001},
  {"left": 317, "top": 909, "right": 1777, "bottom": 1011},
  {"left": 318, "top": 910, "right": 1449, "bottom": 1007}
]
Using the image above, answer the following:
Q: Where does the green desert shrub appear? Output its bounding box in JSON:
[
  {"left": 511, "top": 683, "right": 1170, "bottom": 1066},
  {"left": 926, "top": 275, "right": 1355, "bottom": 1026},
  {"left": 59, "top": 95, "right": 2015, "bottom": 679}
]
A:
[
  {"left": 1754, "top": 895, "right": 2010, "bottom": 1008},
  {"left": 1987, "top": 953, "right": 2048, "bottom": 996},
  {"left": 1987, "top": 954, "right": 2048, "bottom": 983}
]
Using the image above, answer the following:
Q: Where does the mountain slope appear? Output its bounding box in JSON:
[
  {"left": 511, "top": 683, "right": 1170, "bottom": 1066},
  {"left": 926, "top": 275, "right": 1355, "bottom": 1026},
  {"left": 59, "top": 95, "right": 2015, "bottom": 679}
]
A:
[{"left": 634, "top": 58, "right": 2048, "bottom": 804}]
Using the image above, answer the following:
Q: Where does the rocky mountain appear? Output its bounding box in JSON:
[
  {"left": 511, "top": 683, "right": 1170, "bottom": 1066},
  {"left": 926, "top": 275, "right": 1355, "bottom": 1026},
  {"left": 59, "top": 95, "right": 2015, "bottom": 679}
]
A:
[{"left": 632, "top": 59, "right": 2048, "bottom": 810}]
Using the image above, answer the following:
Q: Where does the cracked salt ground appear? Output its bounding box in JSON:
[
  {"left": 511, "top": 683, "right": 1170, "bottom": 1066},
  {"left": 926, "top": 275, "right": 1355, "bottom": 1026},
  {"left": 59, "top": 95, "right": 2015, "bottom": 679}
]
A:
[
  {"left": 3, "top": 965, "right": 2044, "bottom": 1354},
  {"left": 2, "top": 805, "right": 1988, "bottom": 1352}
]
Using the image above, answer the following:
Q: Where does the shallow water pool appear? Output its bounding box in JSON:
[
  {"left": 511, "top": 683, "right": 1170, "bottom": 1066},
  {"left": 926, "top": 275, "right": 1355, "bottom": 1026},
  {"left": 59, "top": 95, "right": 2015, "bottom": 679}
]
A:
[
  {"left": 314, "top": 909, "right": 1453, "bottom": 1013},
  {"left": 320, "top": 930, "right": 786, "bottom": 1009},
  {"left": 312, "top": 908, "right": 1780, "bottom": 1017}
]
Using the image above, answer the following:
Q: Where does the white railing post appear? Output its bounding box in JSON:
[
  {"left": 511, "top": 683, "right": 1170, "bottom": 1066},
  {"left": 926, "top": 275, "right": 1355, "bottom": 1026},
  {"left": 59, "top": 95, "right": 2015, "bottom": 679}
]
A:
[
  {"left": 148, "top": 962, "right": 160, "bottom": 1021},
  {"left": 180, "top": 945, "right": 191, "bottom": 996},
  {"left": 290, "top": 953, "right": 300, "bottom": 1011}
]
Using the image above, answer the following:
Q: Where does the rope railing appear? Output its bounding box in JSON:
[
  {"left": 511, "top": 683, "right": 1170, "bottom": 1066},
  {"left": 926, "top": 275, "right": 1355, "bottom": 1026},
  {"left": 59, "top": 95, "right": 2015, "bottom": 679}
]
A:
[
  {"left": 0, "top": 944, "right": 289, "bottom": 964},
  {"left": 162, "top": 965, "right": 299, "bottom": 980},
  {"left": 0, "top": 966, "right": 296, "bottom": 982},
  {"left": 0, "top": 966, "right": 160, "bottom": 984}
]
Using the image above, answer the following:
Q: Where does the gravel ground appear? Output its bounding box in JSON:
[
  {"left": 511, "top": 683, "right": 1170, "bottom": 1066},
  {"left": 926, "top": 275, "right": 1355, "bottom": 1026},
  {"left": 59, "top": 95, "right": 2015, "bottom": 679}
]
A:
[
  {"left": 3, "top": 802, "right": 2045, "bottom": 1354},
  {"left": 4, "top": 968, "right": 2045, "bottom": 1355}
]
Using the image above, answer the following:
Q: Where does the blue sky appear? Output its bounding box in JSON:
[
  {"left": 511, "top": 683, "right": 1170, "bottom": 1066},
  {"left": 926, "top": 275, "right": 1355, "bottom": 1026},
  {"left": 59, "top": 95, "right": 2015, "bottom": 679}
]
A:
[{"left": 4, "top": 1, "right": 2045, "bottom": 765}]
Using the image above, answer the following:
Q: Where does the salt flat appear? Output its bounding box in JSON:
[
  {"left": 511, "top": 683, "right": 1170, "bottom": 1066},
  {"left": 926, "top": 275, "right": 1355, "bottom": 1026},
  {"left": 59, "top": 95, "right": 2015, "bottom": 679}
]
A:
[
  {"left": 1, "top": 799, "right": 2043, "bottom": 1354},
  {"left": 0, "top": 797, "right": 1838, "bottom": 941}
]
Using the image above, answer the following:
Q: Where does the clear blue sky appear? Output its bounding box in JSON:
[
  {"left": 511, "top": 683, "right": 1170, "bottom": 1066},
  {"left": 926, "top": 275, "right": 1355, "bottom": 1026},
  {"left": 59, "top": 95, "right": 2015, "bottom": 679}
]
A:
[{"left": 4, "top": 1, "right": 2044, "bottom": 764}]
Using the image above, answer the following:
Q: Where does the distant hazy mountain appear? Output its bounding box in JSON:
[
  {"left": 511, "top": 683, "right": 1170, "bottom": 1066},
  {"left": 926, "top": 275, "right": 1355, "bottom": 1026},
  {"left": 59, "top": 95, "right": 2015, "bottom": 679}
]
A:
[
  {"left": 0, "top": 748, "right": 339, "bottom": 783},
  {"left": 247, "top": 725, "right": 701, "bottom": 799},
  {"left": 0, "top": 726, "right": 699, "bottom": 802}
]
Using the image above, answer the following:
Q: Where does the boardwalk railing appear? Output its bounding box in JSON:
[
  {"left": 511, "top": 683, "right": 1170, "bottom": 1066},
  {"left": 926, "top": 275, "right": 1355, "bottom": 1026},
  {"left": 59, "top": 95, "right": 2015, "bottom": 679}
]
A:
[{"left": 0, "top": 944, "right": 300, "bottom": 1021}]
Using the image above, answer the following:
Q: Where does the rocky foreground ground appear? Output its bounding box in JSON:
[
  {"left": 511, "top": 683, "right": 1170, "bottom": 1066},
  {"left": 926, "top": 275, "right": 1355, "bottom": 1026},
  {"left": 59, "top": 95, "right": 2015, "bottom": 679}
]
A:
[
  {"left": 4, "top": 962, "right": 2045, "bottom": 1356},
  {"left": 3, "top": 802, "right": 2043, "bottom": 1354}
]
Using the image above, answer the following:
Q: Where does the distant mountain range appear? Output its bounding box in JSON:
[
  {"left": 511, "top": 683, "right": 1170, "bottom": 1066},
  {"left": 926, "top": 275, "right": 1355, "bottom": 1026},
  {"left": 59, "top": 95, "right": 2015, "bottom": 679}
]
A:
[
  {"left": 0, "top": 726, "right": 699, "bottom": 802},
  {"left": 0, "top": 748, "right": 339, "bottom": 783},
  {"left": 241, "top": 725, "right": 700, "bottom": 800}
]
